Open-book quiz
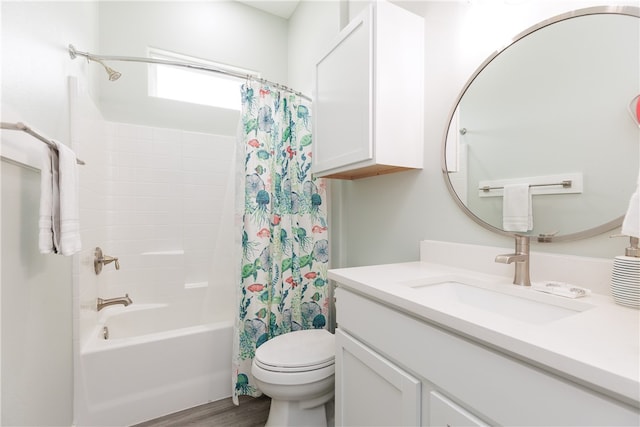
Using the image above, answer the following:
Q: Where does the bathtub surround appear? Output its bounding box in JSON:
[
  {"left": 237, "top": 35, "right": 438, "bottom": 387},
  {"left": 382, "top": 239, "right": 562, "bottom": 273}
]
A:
[
  {"left": 70, "top": 78, "right": 235, "bottom": 343},
  {"left": 70, "top": 79, "right": 237, "bottom": 426},
  {"left": 98, "top": 121, "right": 235, "bottom": 304},
  {"left": 234, "top": 81, "right": 330, "bottom": 403}
]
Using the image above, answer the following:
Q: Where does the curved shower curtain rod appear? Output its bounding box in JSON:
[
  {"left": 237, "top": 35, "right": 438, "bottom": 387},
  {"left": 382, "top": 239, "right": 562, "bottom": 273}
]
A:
[{"left": 68, "top": 44, "right": 312, "bottom": 102}]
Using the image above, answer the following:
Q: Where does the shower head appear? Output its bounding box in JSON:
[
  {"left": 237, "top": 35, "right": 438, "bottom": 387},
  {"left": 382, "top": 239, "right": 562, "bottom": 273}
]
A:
[
  {"left": 103, "top": 63, "right": 122, "bottom": 81},
  {"left": 94, "top": 58, "right": 122, "bottom": 81}
]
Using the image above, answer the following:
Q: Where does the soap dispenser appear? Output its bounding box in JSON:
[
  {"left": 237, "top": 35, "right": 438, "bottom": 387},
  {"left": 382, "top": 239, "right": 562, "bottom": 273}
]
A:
[{"left": 610, "top": 235, "right": 640, "bottom": 308}]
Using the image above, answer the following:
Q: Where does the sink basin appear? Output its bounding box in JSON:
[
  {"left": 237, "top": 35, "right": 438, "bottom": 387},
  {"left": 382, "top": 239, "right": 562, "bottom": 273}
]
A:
[{"left": 405, "top": 276, "right": 593, "bottom": 324}]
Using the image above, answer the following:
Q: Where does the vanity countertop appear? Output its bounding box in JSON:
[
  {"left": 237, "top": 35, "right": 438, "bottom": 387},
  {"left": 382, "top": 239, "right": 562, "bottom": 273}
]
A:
[{"left": 329, "top": 261, "right": 640, "bottom": 406}]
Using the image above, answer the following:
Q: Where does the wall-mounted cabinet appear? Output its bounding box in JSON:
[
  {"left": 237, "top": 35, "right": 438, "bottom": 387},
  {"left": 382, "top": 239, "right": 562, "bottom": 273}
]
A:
[{"left": 312, "top": 1, "right": 424, "bottom": 180}]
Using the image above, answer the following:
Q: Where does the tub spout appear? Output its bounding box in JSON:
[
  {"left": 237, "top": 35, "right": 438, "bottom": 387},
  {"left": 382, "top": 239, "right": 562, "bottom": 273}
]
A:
[{"left": 97, "top": 294, "right": 132, "bottom": 311}]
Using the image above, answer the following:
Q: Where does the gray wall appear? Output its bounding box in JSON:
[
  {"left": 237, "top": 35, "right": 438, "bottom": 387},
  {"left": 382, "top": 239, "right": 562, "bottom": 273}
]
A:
[
  {"left": 460, "top": 14, "right": 638, "bottom": 236},
  {"left": 331, "top": 0, "right": 639, "bottom": 269}
]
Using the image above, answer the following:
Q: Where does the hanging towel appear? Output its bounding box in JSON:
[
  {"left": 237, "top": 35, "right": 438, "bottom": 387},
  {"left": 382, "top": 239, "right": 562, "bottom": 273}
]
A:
[
  {"left": 621, "top": 172, "right": 640, "bottom": 238},
  {"left": 38, "top": 142, "right": 81, "bottom": 255},
  {"left": 39, "top": 146, "right": 58, "bottom": 253},
  {"left": 55, "top": 141, "right": 81, "bottom": 255},
  {"left": 503, "top": 183, "right": 532, "bottom": 232}
]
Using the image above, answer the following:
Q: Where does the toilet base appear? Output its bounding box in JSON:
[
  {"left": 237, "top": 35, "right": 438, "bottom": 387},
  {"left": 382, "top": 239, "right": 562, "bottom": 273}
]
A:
[{"left": 265, "top": 395, "right": 331, "bottom": 427}]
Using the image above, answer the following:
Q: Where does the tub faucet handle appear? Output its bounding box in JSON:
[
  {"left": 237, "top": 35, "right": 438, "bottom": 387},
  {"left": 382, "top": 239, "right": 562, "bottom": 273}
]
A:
[
  {"left": 103, "top": 255, "right": 120, "bottom": 269},
  {"left": 94, "top": 247, "right": 120, "bottom": 274}
]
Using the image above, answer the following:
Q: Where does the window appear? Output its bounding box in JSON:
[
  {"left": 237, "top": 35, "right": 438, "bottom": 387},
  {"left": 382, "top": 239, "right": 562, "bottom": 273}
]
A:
[{"left": 147, "top": 48, "right": 258, "bottom": 111}]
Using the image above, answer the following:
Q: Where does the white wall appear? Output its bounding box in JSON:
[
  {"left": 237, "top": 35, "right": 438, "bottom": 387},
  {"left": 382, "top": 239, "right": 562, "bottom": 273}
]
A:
[
  {"left": 96, "top": 1, "right": 289, "bottom": 136},
  {"left": 1, "top": 2, "right": 99, "bottom": 425},
  {"left": 287, "top": 0, "right": 344, "bottom": 96},
  {"left": 330, "top": 0, "right": 640, "bottom": 268}
]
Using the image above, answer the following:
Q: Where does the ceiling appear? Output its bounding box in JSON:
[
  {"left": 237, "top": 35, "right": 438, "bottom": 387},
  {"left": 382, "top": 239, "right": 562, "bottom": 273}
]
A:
[
  {"left": 235, "top": 1, "right": 435, "bottom": 21},
  {"left": 236, "top": 0, "right": 301, "bottom": 19}
]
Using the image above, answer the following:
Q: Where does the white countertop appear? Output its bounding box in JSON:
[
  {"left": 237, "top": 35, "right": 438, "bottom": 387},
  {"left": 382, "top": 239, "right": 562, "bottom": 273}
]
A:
[{"left": 329, "top": 260, "right": 640, "bottom": 406}]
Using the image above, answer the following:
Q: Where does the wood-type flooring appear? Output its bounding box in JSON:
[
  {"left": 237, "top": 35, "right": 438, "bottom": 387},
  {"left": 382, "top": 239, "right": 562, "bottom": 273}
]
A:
[{"left": 132, "top": 396, "right": 271, "bottom": 427}]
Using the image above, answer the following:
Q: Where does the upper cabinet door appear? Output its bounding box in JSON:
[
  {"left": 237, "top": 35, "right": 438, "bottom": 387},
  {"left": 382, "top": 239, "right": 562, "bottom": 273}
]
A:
[
  {"left": 313, "top": 7, "right": 373, "bottom": 176},
  {"left": 313, "top": 1, "right": 424, "bottom": 180}
]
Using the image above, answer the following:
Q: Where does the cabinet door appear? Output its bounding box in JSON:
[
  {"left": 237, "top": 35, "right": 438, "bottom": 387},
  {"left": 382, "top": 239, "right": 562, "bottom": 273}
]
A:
[
  {"left": 429, "top": 391, "right": 490, "bottom": 427},
  {"left": 313, "top": 6, "right": 373, "bottom": 174},
  {"left": 335, "top": 329, "right": 420, "bottom": 427}
]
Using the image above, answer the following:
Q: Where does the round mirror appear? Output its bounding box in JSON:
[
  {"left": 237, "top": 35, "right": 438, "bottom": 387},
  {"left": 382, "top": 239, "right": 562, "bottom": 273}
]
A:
[{"left": 442, "top": 6, "right": 640, "bottom": 242}]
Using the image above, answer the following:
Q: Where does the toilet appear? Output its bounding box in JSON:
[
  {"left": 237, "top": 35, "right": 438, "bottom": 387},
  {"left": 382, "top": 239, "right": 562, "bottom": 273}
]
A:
[{"left": 251, "top": 328, "right": 335, "bottom": 427}]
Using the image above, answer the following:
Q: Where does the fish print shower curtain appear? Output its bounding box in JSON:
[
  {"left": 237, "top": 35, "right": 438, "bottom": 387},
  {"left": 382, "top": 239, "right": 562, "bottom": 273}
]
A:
[{"left": 232, "top": 81, "right": 329, "bottom": 404}]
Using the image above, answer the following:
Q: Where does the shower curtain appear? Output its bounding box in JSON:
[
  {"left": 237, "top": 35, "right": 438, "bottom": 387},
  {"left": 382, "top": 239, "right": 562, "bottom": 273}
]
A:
[{"left": 232, "top": 81, "right": 329, "bottom": 404}]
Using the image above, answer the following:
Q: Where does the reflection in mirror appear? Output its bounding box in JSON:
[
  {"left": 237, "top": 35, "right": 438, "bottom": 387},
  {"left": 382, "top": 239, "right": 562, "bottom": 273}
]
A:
[
  {"left": 629, "top": 94, "right": 640, "bottom": 127},
  {"left": 443, "top": 7, "right": 640, "bottom": 242}
]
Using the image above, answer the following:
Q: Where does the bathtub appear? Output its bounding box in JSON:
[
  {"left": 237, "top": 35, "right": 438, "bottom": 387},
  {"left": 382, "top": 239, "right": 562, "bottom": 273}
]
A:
[{"left": 75, "top": 303, "right": 233, "bottom": 426}]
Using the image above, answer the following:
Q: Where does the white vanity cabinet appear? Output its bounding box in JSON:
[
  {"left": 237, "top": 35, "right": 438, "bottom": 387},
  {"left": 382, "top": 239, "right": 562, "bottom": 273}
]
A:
[
  {"left": 334, "top": 287, "right": 640, "bottom": 426},
  {"left": 312, "top": 1, "right": 424, "bottom": 180}
]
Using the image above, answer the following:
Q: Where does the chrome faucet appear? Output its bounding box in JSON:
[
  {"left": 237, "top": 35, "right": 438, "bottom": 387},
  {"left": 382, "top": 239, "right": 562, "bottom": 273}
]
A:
[
  {"left": 495, "top": 235, "right": 531, "bottom": 286},
  {"left": 97, "top": 294, "right": 132, "bottom": 311}
]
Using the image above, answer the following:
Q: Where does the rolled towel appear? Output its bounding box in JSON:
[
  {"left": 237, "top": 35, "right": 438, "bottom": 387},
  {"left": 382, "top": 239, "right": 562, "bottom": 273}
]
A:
[{"left": 502, "top": 183, "right": 532, "bottom": 232}]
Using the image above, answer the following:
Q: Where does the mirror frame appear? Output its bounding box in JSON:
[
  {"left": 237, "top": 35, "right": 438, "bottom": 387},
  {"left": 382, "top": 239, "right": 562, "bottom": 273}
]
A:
[{"left": 441, "top": 5, "right": 640, "bottom": 243}]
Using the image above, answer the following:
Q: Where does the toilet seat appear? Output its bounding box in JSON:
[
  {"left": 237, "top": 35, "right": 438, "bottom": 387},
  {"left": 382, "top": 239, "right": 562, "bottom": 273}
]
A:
[
  {"left": 254, "top": 329, "right": 335, "bottom": 373},
  {"left": 251, "top": 329, "right": 335, "bottom": 425},
  {"left": 254, "top": 358, "right": 335, "bottom": 372}
]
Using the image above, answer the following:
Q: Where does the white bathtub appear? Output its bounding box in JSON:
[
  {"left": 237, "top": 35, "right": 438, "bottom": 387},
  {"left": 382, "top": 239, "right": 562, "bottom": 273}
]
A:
[{"left": 75, "top": 303, "right": 233, "bottom": 426}]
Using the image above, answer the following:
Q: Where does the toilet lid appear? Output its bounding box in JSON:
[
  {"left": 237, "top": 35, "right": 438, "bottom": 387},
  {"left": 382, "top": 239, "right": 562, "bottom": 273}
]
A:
[{"left": 254, "top": 329, "right": 335, "bottom": 371}]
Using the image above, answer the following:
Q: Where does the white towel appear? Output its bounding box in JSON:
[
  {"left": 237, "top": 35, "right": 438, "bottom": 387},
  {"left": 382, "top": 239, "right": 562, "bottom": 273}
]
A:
[
  {"left": 621, "top": 173, "right": 640, "bottom": 238},
  {"left": 38, "top": 147, "right": 58, "bottom": 253},
  {"left": 503, "top": 183, "right": 532, "bottom": 232},
  {"left": 55, "top": 141, "right": 81, "bottom": 255},
  {"left": 38, "top": 142, "right": 81, "bottom": 255}
]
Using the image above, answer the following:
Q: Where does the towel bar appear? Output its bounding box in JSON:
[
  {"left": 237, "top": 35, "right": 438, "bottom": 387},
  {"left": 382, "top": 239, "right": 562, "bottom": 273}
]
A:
[
  {"left": 480, "top": 180, "right": 572, "bottom": 192},
  {"left": 1, "top": 121, "right": 85, "bottom": 165}
]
